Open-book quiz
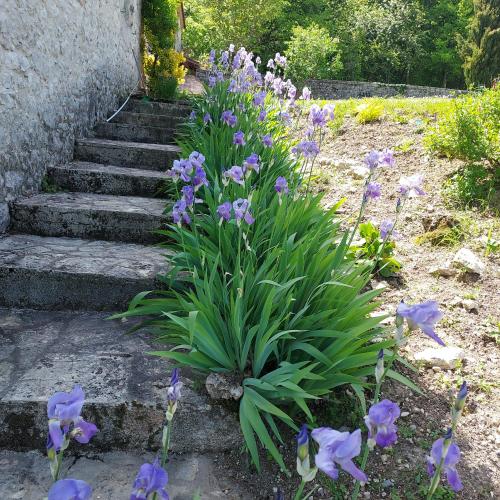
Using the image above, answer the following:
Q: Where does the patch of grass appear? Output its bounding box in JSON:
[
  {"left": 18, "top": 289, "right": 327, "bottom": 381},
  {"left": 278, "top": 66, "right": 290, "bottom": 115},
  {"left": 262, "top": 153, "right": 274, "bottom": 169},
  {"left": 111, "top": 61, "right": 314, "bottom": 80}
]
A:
[
  {"left": 415, "top": 223, "right": 465, "bottom": 247},
  {"left": 442, "top": 163, "right": 500, "bottom": 211},
  {"left": 355, "top": 102, "right": 384, "bottom": 123},
  {"left": 303, "top": 96, "right": 453, "bottom": 136},
  {"left": 394, "top": 138, "right": 415, "bottom": 153},
  {"left": 399, "top": 423, "right": 417, "bottom": 439}
]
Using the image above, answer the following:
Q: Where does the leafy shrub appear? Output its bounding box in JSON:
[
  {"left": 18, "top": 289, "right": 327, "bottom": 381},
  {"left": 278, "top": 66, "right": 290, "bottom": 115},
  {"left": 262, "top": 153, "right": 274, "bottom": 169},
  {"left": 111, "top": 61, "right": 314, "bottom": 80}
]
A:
[
  {"left": 424, "top": 87, "right": 500, "bottom": 164},
  {"left": 349, "top": 222, "right": 401, "bottom": 276},
  {"left": 118, "top": 73, "right": 396, "bottom": 470},
  {"left": 285, "top": 23, "right": 343, "bottom": 86},
  {"left": 355, "top": 102, "right": 384, "bottom": 124},
  {"left": 443, "top": 162, "right": 500, "bottom": 210},
  {"left": 142, "top": 0, "right": 186, "bottom": 96}
]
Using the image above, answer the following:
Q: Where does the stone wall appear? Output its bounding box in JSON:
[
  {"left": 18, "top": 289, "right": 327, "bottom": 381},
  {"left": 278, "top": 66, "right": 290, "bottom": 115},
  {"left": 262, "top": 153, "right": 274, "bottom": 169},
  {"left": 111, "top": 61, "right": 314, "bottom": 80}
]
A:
[
  {"left": 0, "top": 0, "right": 142, "bottom": 231},
  {"left": 305, "top": 79, "right": 466, "bottom": 100}
]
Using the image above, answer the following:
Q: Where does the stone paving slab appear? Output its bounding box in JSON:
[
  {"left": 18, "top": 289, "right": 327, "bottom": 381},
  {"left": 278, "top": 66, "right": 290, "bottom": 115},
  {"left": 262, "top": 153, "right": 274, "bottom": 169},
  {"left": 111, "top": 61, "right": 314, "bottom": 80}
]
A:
[
  {"left": 113, "top": 111, "right": 184, "bottom": 128},
  {"left": 11, "top": 192, "right": 168, "bottom": 243},
  {"left": 0, "top": 450, "right": 251, "bottom": 499},
  {"left": 47, "top": 162, "right": 169, "bottom": 197},
  {"left": 0, "top": 234, "right": 169, "bottom": 310},
  {"left": 125, "top": 99, "right": 191, "bottom": 117},
  {"left": 94, "top": 122, "right": 177, "bottom": 145},
  {"left": 75, "top": 138, "right": 181, "bottom": 171},
  {"left": 0, "top": 308, "right": 242, "bottom": 453}
]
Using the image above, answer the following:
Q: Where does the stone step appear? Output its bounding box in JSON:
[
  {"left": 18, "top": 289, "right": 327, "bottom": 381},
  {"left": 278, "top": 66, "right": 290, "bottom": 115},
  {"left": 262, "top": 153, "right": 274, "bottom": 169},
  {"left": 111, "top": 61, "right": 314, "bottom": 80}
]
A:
[
  {"left": 10, "top": 192, "right": 167, "bottom": 244},
  {"left": 93, "top": 122, "right": 176, "bottom": 145},
  {"left": 125, "top": 98, "right": 191, "bottom": 117},
  {"left": 0, "top": 308, "right": 242, "bottom": 455},
  {"left": 0, "top": 234, "right": 168, "bottom": 310},
  {"left": 0, "top": 450, "right": 252, "bottom": 499},
  {"left": 46, "top": 162, "right": 168, "bottom": 197},
  {"left": 112, "top": 111, "right": 184, "bottom": 129},
  {"left": 75, "top": 138, "right": 180, "bottom": 171}
]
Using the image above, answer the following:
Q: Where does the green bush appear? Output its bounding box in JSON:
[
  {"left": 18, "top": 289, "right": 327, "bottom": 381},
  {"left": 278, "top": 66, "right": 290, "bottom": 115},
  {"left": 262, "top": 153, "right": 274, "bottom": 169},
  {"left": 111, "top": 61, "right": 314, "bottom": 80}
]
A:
[
  {"left": 117, "top": 80, "right": 402, "bottom": 470},
  {"left": 148, "top": 75, "right": 179, "bottom": 100},
  {"left": 355, "top": 102, "right": 384, "bottom": 124},
  {"left": 443, "top": 163, "right": 500, "bottom": 210},
  {"left": 424, "top": 87, "right": 500, "bottom": 164},
  {"left": 284, "top": 23, "right": 343, "bottom": 86}
]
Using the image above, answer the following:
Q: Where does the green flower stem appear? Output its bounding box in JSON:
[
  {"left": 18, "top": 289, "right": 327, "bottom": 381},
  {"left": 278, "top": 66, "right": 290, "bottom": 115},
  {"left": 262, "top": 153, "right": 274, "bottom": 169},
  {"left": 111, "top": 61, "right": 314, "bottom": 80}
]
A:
[
  {"left": 347, "top": 171, "right": 374, "bottom": 249},
  {"left": 351, "top": 348, "right": 399, "bottom": 500},
  {"left": 426, "top": 461, "right": 444, "bottom": 500},
  {"left": 293, "top": 480, "right": 306, "bottom": 500},
  {"left": 161, "top": 419, "right": 173, "bottom": 468}
]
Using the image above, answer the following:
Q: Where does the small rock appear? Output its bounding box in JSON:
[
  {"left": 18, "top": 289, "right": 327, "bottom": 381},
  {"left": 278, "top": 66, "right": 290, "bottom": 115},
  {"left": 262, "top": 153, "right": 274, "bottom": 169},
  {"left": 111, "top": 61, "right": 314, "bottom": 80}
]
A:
[
  {"left": 421, "top": 213, "right": 457, "bottom": 231},
  {"left": 429, "top": 265, "right": 457, "bottom": 278},
  {"left": 350, "top": 164, "right": 370, "bottom": 179},
  {"left": 205, "top": 372, "right": 243, "bottom": 400},
  {"left": 382, "top": 480, "right": 394, "bottom": 488},
  {"left": 400, "top": 411, "right": 410, "bottom": 417},
  {"left": 363, "top": 492, "right": 371, "bottom": 499},
  {"left": 461, "top": 299, "right": 478, "bottom": 313},
  {"left": 381, "top": 454, "right": 389, "bottom": 463},
  {"left": 414, "top": 346, "right": 465, "bottom": 369},
  {"left": 452, "top": 248, "right": 485, "bottom": 275}
]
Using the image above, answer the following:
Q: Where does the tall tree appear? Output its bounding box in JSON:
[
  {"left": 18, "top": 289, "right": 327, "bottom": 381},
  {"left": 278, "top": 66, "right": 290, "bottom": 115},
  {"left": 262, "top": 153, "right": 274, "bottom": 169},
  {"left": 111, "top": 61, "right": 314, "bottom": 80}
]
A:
[{"left": 462, "top": 0, "right": 500, "bottom": 86}]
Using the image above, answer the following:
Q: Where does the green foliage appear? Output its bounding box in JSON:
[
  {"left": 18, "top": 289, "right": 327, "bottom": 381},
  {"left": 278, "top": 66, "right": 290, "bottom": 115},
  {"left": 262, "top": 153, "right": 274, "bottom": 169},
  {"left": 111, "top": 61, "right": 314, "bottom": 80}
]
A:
[
  {"left": 355, "top": 102, "right": 384, "bottom": 124},
  {"left": 117, "top": 82, "right": 392, "bottom": 469},
  {"left": 443, "top": 162, "right": 500, "bottom": 210},
  {"left": 462, "top": 0, "right": 500, "bottom": 86},
  {"left": 284, "top": 23, "right": 342, "bottom": 85},
  {"left": 425, "top": 87, "right": 500, "bottom": 164},
  {"left": 183, "top": 0, "right": 475, "bottom": 87},
  {"left": 184, "top": 0, "right": 287, "bottom": 56},
  {"left": 148, "top": 75, "right": 179, "bottom": 100},
  {"left": 143, "top": 0, "right": 178, "bottom": 53},
  {"left": 348, "top": 222, "right": 401, "bottom": 277}
]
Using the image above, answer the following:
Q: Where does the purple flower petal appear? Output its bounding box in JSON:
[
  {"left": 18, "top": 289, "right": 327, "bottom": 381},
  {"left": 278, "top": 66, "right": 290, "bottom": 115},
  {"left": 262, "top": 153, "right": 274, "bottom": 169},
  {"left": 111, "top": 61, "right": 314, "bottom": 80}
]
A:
[
  {"left": 72, "top": 418, "right": 99, "bottom": 444},
  {"left": 48, "top": 479, "right": 92, "bottom": 500}
]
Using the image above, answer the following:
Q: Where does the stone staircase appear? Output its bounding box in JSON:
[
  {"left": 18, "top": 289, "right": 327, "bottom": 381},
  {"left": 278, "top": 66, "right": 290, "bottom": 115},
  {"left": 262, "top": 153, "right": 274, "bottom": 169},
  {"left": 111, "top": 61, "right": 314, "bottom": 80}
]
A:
[{"left": 0, "top": 98, "right": 241, "bottom": 475}]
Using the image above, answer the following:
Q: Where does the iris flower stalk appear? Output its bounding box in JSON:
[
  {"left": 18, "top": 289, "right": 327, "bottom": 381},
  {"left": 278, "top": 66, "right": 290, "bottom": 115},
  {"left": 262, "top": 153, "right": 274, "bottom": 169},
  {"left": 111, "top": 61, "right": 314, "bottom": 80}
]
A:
[{"left": 351, "top": 345, "right": 401, "bottom": 499}]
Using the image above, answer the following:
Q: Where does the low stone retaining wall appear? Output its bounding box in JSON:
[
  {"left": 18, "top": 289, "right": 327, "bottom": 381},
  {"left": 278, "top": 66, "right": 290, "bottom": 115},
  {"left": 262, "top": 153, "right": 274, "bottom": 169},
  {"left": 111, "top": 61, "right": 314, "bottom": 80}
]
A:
[{"left": 305, "top": 79, "right": 466, "bottom": 100}]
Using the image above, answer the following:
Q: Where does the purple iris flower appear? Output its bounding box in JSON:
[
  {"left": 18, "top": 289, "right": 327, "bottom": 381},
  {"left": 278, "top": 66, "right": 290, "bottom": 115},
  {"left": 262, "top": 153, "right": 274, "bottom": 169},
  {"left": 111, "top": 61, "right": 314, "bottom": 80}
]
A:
[
  {"left": 275, "top": 177, "right": 289, "bottom": 195},
  {"left": 167, "top": 368, "right": 182, "bottom": 403},
  {"left": 380, "top": 148, "right": 395, "bottom": 167},
  {"left": 295, "top": 140, "right": 320, "bottom": 159},
  {"left": 172, "top": 199, "right": 190, "bottom": 226},
  {"left": 274, "top": 52, "right": 287, "bottom": 67},
  {"left": 189, "top": 111, "right": 196, "bottom": 121},
  {"left": 208, "top": 49, "right": 216, "bottom": 64},
  {"left": 47, "top": 385, "right": 98, "bottom": 452},
  {"left": 379, "top": 219, "right": 398, "bottom": 239},
  {"left": 223, "top": 166, "right": 245, "bottom": 186},
  {"left": 181, "top": 185, "right": 195, "bottom": 206},
  {"left": 243, "top": 153, "right": 260, "bottom": 173},
  {"left": 323, "top": 103, "right": 335, "bottom": 121},
  {"left": 396, "top": 300, "right": 445, "bottom": 346},
  {"left": 217, "top": 201, "right": 232, "bottom": 222},
  {"left": 221, "top": 110, "right": 237, "bottom": 127},
  {"left": 267, "top": 59, "right": 275, "bottom": 69},
  {"left": 192, "top": 165, "right": 209, "bottom": 190},
  {"left": 203, "top": 113, "right": 212, "bottom": 124},
  {"left": 258, "top": 109, "right": 267, "bottom": 122},
  {"left": 309, "top": 105, "right": 327, "bottom": 128},
  {"left": 399, "top": 174, "right": 425, "bottom": 196},
  {"left": 264, "top": 71, "right": 275, "bottom": 86},
  {"left": 365, "top": 150, "right": 381, "bottom": 169},
  {"left": 48, "top": 479, "right": 92, "bottom": 500},
  {"left": 311, "top": 428, "right": 368, "bottom": 482},
  {"left": 427, "top": 438, "right": 463, "bottom": 492},
  {"left": 131, "top": 459, "right": 170, "bottom": 500},
  {"left": 253, "top": 91, "right": 266, "bottom": 107},
  {"left": 365, "top": 182, "right": 382, "bottom": 200},
  {"left": 220, "top": 50, "right": 229, "bottom": 66},
  {"left": 167, "top": 159, "right": 190, "bottom": 183},
  {"left": 208, "top": 76, "right": 216, "bottom": 88},
  {"left": 262, "top": 134, "right": 273, "bottom": 148},
  {"left": 364, "top": 400, "right": 400, "bottom": 449},
  {"left": 233, "top": 130, "right": 246, "bottom": 146},
  {"left": 300, "top": 87, "right": 312, "bottom": 100},
  {"left": 229, "top": 43, "right": 235, "bottom": 52},
  {"left": 272, "top": 77, "right": 286, "bottom": 96},
  {"left": 233, "top": 198, "right": 255, "bottom": 225}
]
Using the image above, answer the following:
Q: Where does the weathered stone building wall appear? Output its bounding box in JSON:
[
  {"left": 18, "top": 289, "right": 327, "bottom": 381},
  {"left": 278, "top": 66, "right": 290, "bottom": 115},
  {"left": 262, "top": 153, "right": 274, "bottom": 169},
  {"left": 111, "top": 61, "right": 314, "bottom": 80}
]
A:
[
  {"left": 305, "top": 79, "right": 466, "bottom": 100},
  {"left": 0, "top": 0, "right": 142, "bottom": 231}
]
